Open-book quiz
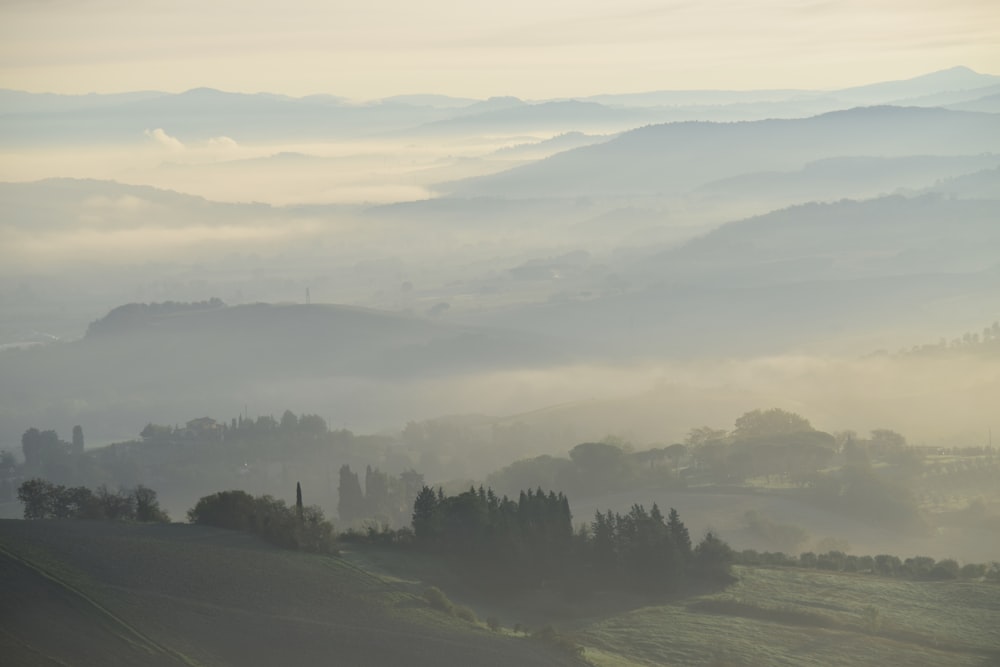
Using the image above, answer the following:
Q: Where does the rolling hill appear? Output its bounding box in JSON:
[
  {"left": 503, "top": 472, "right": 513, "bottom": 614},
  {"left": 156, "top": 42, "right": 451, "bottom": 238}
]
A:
[
  {"left": 0, "top": 519, "right": 585, "bottom": 666},
  {"left": 575, "top": 565, "right": 1000, "bottom": 667},
  {"left": 464, "top": 194, "right": 1000, "bottom": 357},
  {"left": 5, "top": 518, "right": 994, "bottom": 667},
  {"left": 690, "top": 155, "right": 1000, "bottom": 211},
  {"left": 439, "top": 107, "right": 1000, "bottom": 199},
  {"left": 0, "top": 301, "right": 570, "bottom": 445}
]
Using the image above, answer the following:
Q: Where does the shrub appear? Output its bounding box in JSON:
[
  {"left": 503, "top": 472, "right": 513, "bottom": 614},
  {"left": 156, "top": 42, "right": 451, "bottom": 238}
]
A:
[
  {"left": 187, "top": 490, "right": 256, "bottom": 531},
  {"left": 531, "top": 625, "right": 584, "bottom": 657},
  {"left": 902, "top": 556, "right": 936, "bottom": 580},
  {"left": 454, "top": 605, "right": 477, "bottom": 623},
  {"left": 693, "top": 531, "right": 736, "bottom": 581},
  {"left": 187, "top": 489, "right": 336, "bottom": 554},
  {"left": 873, "top": 554, "right": 901, "bottom": 577},
  {"left": 928, "top": 559, "right": 959, "bottom": 580},
  {"left": 759, "top": 551, "right": 796, "bottom": 567},
  {"left": 960, "top": 563, "right": 986, "bottom": 579},
  {"left": 423, "top": 586, "right": 454, "bottom": 614},
  {"left": 862, "top": 605, "right": 882, "bottom": 633},
  {"left": 817, "top": 550, "right": 847, "bottom": 571}
]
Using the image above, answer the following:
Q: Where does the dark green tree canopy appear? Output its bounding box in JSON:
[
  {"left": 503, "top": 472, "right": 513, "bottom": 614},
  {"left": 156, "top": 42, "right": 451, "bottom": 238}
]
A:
[{"left": 733, "top": 408, "right": 813, "bottom": 441}]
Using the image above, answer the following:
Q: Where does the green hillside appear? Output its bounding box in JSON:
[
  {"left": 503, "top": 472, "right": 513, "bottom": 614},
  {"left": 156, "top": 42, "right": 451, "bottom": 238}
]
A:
[
  {"left": 0, "top": 520, "right": 585, "bottom": 667},
  {"left": 3, "top": 517, "right": 997, "bottom": 667},
  {"left": 574, "top": 565, "right": 1000, "bottom": 667},
  {"left": 341, "top": 542, "right": 999, "bottom": 667}
]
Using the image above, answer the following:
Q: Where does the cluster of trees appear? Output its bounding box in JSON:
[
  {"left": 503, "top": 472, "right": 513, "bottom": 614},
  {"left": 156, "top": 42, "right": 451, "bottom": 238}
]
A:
[
  {"left": 486, "top": 440, "right": 686, "bottom": 502},
  {"left": 0, "top": 450, "right": 16, "bottom": 501},
  {"left": 409, "top": 485, "right": 733, "bottom": 593},
  {"left": 337, "top": 464, "right": 424, "bottom": 528},
  {"left": 16, "top": 426, "right": 86, "bottom": 486},
  {"left": 685, "top": 412, "right": 923, "bottom": 482},
  {"left": 16, "top": 478, "right": 169, "bottom": 522},
  {"left": 412, "top": 486, "right": 573, "bottom": 589},
  {"left": 589, "top": 504, "right": 733, "bottom": 590},
  {"left": 85, "top": 298, "right": 225, "bottom": 337},
  {"left": 187, "top": 486, "right": 335, "bottom": 554},
  {"left": 686, "top": 409, "right": 837, "bottom": 484},
  {"left": 736, "top": 548, "right": 999, "bottom": 582},
  {"left": 9, "top": 414, "right": 405, "bottom": 526},
  {"left": 141, "top": 410, "right": 329, "bottom": 444},
  {"left": 837, "top": 429, "right": 924, "bottom": 469},
  {"left": 896, "top": 320, "right": 1000, "bottom": 358},
  {"left": 485, "top": 409, "right": 846, "bottom": 500}
]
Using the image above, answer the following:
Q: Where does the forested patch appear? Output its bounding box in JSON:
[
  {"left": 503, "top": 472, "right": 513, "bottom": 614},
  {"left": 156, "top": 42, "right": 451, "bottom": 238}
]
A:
[
  {"left": 16, "top": 478, "right": 170, "bottom": 522},
  {"left": 405, "top": 485, "right": 734, "bottom": 594}
]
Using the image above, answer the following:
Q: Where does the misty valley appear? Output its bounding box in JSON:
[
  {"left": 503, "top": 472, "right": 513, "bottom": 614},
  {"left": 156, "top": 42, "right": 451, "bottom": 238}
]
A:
[{"left": 2, "top": 66, "right": 1000, "bottom": 666}]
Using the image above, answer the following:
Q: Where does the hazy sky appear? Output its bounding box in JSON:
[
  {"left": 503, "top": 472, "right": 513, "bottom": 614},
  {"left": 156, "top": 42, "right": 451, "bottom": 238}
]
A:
[{"left": 1, "top": 0, "right": 998, "bottom": 98}]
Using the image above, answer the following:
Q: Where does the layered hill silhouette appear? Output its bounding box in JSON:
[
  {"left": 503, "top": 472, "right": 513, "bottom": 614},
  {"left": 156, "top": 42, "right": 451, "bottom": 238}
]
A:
[
  {"left": 0, "top": 301, "right": 569, "bottom": 444},
  {"left": 439, "top": 107, "right": 1000, "bottom": 199},
  {"left": 691, "top": 155, "right": 1000, "bottom": 210},
  {"left": 2, "top": 301, "right": 565, "bottom": 389},
  {"left": 467, "top": 194, "right": 1000, "bottom": 357},
  {"left": 3, "top": 66, "right": 998, "bottom": 145}
]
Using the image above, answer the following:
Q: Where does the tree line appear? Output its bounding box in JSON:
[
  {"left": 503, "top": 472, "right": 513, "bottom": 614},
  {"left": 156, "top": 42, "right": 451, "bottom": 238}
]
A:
[
  {"left": 736, "top": 547, "right": 999, "bottom": 582},
  {"left": 337, "top": 464, "right": 424, "bottom": 528},
  {"left": 18, "top": 477, "right": 995, "bottom": 589},
  {"left": 15, "top": 477, "right": 335, "bottom": 555},
  {"left": 404, "top": 485, "right": 734, "bottom": 594},
  {"left": 17, "top": 478, "right": 169, "bottom": 522}
]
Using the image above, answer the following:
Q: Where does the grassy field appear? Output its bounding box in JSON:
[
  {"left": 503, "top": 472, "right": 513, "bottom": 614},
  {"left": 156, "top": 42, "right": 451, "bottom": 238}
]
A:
[
  {"left": 572, "top": 566, "right": 1000, "bottom": 667},
  {"left": 0, "top": 520, "right": 587, "bottom": 667},
  {"left": 4, "top": 519, "right": 997, "bottom": 667},
  {"left": 338, "top": 542, "right": 1000, "bottom": 666}
]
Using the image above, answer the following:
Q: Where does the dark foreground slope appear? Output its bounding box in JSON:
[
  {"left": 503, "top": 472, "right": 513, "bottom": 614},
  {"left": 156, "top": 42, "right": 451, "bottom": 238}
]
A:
[{"left": 0, "top": 520, "right": 585, "bottom": 667}]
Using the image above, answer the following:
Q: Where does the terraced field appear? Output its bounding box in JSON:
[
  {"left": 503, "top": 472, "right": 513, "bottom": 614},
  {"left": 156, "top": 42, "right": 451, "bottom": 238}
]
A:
[{"left": 0, "top": 520, "right": 586, "bottom": 667}]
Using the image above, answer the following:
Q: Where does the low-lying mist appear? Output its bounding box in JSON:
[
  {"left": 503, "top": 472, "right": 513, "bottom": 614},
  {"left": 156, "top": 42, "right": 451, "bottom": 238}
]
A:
[
  {"left": 307, "top": 351, "right": 1000, "bottom": 450},
  {"left": 2, "top": 337, "right": 995, "bottom": 454}
]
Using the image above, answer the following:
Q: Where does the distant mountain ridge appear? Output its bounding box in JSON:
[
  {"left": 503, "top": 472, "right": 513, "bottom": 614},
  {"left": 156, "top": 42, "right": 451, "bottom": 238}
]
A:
[
  {"left": 440, "top": 107, "right": 1000, "bottom": 199},
  {"left": 3, "top": 66, "right": 997, "bottom": 144},
  {"left": 463, "top": 194, "right": 1000, "bottom": 357}
]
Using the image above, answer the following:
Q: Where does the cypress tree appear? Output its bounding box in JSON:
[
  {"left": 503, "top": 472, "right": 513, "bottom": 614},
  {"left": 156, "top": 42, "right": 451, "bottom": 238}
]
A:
[
  {"left": 296, "top": 482, "right": 303, "bottom": 519},
  {"left": 338, "top": 465, "right": 364, "bottom": 524},
  {"left": 667, "top": 507, "right": 692, "bottom": 561},
  {"left": 72, "top": 425, "right": 85, "bottom": 456},
  {"left": 412, "top": 486, "right": 440, "bottom": 541}
]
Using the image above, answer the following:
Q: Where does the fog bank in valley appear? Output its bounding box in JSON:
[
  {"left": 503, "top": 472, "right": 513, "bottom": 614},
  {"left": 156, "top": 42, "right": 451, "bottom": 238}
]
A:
[{"left": 2, "top": 66, "right": 999, "bottom": 575}]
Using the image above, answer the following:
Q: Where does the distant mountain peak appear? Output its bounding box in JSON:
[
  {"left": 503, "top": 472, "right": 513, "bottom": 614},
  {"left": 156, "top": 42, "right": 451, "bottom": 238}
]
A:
[
  {"left": 835, "top": 66, "right": 1000, "bottom": 103},
  {"left": 180, "top": 87, "right": 225, "bottom": 95}
]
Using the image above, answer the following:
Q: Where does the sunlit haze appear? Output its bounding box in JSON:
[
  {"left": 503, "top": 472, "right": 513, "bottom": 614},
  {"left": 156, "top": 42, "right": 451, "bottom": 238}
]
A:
[
  {"left": 1, "top": 2, "right": 999, "bottom": 664},
  {"left": 2, "top": 0, "right": 998, "bottom": 97}
]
